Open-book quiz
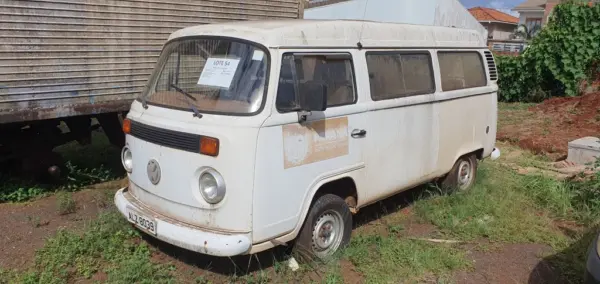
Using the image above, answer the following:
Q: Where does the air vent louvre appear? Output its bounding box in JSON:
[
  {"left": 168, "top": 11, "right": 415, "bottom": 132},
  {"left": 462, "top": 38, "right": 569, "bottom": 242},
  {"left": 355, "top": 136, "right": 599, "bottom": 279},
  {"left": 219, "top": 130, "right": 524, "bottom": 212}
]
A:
[
  {"left": 129, "top": 120, "right": 200, "bottom": 153},
  {"left": 484, "top": 51, "right": 498, "bottom": 81}
]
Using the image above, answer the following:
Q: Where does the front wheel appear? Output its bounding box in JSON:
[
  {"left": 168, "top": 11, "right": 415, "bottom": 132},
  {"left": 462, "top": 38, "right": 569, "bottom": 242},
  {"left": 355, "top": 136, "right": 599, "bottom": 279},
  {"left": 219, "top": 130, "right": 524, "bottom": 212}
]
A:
[{"left": 294, "top": 194, "right": 352, "bottom": 260}]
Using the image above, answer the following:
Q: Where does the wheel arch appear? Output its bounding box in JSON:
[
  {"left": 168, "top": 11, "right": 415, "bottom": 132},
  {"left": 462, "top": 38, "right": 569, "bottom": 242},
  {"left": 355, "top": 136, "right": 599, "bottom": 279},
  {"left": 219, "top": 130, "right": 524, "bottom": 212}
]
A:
[{"left": 285, "top": 170, "right": 361, "bottom": 242}]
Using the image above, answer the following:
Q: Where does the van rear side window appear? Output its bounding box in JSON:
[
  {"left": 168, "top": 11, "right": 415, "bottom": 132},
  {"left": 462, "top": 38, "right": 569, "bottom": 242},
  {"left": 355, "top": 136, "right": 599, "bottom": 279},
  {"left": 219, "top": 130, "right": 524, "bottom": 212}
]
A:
[
  {"left": 276, "top": 53, "right": 356, "bottom": 112},
  {"left": 366, "top": 52, "right": 435, "bottom": 101},
  {"left": 438, "top": 52, "right": 487, "bottom": 91}
]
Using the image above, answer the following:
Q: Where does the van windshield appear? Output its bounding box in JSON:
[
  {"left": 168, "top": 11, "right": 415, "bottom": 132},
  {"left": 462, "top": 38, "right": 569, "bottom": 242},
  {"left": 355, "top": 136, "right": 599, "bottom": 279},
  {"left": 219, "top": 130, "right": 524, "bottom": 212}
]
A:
[{"left": 141, "top": 38, "right": 269, "bottom": 115}]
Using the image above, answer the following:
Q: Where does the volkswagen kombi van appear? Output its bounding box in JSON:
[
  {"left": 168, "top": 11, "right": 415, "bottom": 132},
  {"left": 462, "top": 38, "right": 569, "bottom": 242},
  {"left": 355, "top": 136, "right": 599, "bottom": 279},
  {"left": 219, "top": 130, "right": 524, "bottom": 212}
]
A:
[{"left": 115, "top": 20, "right": 501, "bottom": 259}]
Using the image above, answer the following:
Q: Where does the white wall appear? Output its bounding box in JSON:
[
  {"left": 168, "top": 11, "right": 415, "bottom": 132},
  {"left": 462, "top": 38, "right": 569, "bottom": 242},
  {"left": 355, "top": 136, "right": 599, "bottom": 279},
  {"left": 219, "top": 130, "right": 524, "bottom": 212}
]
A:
[
  {"left": 492, "top": 28, "right": 514, "bottom": 40},
  {"left": 491, "top": 23, "right": 517, "bottom": 40},
  {"left": 518, "top": 11, "right": 544, "bottom": 25},
  {"left": 305, "top": 0, "right": 488, "bottom": 40}
]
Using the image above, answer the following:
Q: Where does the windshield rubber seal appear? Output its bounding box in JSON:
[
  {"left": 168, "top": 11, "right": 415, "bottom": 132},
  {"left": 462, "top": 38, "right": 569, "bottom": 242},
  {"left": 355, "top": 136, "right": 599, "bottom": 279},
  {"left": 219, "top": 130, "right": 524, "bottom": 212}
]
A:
[{"left": 137, "top": 35, "right": 271, "bottom": 117}]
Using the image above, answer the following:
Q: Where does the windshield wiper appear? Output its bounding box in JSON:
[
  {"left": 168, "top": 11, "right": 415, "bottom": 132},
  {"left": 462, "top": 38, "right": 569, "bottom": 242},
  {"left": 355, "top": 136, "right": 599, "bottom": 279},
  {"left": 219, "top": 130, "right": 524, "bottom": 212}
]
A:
[
  {"left": 140, "top": 96, "right": 149, "bottom": 109},
  {"left": 170, "top": 84, "right": 203, "bottom": 119},
  {"left": 170, "top": 84, "right": 196, "bottom": 101}
]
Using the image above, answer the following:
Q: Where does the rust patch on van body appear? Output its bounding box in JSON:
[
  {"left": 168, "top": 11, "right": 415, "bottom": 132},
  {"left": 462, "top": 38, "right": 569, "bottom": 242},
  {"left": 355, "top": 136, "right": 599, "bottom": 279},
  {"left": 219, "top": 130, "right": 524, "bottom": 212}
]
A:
[{"left": 282, "top": 117, "right": 349, "bottom": 169}]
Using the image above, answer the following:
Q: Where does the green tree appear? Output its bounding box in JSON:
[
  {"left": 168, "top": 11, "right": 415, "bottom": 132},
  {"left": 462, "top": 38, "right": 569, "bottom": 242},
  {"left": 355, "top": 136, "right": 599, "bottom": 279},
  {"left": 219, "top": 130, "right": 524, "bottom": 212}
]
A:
[
  {"left": 513, "top": 24, "right": 541, "bottom": 40},
  {"left": 497, "top": 2, "right": 600, "bottom": 101}
]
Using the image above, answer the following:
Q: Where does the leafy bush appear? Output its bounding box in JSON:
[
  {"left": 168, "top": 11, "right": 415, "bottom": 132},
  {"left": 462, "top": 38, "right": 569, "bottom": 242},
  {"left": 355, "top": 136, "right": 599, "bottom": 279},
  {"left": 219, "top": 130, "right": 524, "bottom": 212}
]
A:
[
  {"left": 0, "top": 162, "right": 117, "bottom": 203},
  {"left": 497, "top": 2, "right": 600, "bottom": 102}
]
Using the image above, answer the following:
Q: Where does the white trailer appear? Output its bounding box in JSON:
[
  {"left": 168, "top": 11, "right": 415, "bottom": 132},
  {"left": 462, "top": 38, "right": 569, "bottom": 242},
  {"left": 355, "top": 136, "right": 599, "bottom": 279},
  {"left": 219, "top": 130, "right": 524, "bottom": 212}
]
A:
[{"left": 0, "top": 0, "right": 303, "bottom": 179}]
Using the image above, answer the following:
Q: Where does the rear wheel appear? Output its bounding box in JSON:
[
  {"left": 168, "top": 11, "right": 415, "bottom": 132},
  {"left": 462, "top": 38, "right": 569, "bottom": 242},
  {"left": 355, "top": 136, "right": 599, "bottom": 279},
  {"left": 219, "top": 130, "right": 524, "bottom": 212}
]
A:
[
  {"left": 441, "top": 154, "right": 478, "bottom": 192},
  {"left": 295, "top": 194, "right": 352, "bottom": 260}
]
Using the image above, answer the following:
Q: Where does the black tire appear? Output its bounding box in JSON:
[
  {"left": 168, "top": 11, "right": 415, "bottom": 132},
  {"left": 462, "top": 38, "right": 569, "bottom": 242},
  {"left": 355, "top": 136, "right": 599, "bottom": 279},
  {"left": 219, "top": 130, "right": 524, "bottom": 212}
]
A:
[
  {"left": 294, "top": 194, "right": 353, "bottom": 261},
  {"left": 440, "top": 154, "right": 478, "bottom": 192}
]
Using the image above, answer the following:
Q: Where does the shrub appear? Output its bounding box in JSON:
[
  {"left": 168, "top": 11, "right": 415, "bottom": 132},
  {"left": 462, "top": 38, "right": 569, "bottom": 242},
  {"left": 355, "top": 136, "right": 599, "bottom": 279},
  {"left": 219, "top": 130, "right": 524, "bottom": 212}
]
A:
[{"left": 497, "top": 2, "right": 600, "bottom": 102}]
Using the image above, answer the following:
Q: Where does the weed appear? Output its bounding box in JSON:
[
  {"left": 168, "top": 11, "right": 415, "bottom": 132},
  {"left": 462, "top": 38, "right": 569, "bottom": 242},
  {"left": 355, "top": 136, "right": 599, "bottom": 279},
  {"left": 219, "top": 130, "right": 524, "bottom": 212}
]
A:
[
  {"left": 26, "top": 215, "right": 48, "bottom": 228},
  {"left": 519, "top": 158, "right": 600, "bottom": 224},
  {"left": 322, "top": 271, "right": 343, "bottom": 284},
  {"left": 388, "top": 224, "right": 405, "bottom": 234},
  {"left": 567, "top": 106, "right": 579, "bottom": 115},
  {"left": 15, "top": 211, "right": 174, "bottom": 283},
  {"left": 195, "top": 276, "right": 212, "bottom": 284},
  {"left": 0, "top": 268, "right": 18, "bottom": 284},
  {"left": 414, "top": 164, "right": 567, "bottom": 248},
  {"left": 232, "top": 270, "right": 271, "bottom": 284},
  {"left": 55, "top": 191, "right": 76, "bottom": 215},
  {"left": 344, "top": 235, "right": 469, "bottom": 283},
  {"left": 272, "top": 257, "right": 285, "bottom": 274},
  {"left": 92, "top": 189, "right": 116, "bottom": 209}
]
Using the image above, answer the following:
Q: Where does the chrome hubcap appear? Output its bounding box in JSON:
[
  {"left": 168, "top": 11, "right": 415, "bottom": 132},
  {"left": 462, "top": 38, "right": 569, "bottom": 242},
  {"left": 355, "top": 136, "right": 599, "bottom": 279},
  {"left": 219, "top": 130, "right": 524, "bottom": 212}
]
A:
[
  {"left": 457, "top": 160, "right": 472, "bottom": 188},
  {"left": 312, "top": 210, "right": 344, "bottom": 257}
]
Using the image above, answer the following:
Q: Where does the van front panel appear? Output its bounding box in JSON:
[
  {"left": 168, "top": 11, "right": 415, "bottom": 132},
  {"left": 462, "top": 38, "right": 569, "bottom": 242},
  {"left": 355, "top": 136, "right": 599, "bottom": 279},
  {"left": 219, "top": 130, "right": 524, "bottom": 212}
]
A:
[{"left": 124, "top": 106, "right": 258, "bottom": 233}]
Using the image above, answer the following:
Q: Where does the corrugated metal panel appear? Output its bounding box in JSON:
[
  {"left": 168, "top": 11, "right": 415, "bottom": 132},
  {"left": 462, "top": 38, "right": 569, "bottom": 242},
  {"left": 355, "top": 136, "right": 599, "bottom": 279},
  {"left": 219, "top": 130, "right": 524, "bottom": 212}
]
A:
[{"left": 0, "top": 0, "right": 301, "bottom": 123}]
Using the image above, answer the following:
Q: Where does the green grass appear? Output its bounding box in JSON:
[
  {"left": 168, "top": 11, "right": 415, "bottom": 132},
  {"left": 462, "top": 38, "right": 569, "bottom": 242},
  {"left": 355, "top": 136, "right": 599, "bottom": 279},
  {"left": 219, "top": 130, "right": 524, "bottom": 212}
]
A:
[
  {"left": 498, "top": 102, "right": 536, "bottom": 111},
  {"left": 344, "top": 235, "right": 470, "bottom": 283},
  {"left": 0, "top": 132, "right": 123, "bottom": 203},
  {"left": 544, "top": 224, "right": 599, "bottom": 282},
  {"left": 414, "top": 164, "right": 568, "bottom": 248},
  {"left": 413, "top": 151, "right": 600, "bottom": 283},
  {"left": 13, "top": 212, "right": 175, "bottom": 284}
]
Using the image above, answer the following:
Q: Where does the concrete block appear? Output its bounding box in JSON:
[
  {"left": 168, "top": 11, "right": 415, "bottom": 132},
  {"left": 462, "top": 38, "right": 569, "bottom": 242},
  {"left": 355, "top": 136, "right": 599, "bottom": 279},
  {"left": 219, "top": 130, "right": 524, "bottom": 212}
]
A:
[{"left": 567, "top": 137, "right": 600, "bottom": 165}]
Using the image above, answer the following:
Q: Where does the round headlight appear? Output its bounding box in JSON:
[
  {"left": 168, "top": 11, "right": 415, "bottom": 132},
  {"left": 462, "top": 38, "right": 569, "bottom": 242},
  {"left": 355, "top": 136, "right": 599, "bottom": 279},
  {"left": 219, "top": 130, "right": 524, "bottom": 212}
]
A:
[
  {"left": 121, "top": 146, "right": 133, "bottom": 173},
  {"left": 199, "top": 169, "right": 226, "bottom": 204}
]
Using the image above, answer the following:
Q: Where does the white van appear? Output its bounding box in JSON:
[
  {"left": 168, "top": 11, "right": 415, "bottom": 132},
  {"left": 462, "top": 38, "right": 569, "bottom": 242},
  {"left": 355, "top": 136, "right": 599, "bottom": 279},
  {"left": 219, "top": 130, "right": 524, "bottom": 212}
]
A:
[{"left": 115, "top": 20, "right": 501, "bottom": 259}]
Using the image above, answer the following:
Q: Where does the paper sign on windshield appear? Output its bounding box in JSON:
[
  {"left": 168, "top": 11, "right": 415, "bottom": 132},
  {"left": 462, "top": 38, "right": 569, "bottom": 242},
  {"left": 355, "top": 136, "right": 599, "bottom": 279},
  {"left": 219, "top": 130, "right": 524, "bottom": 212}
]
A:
[{"left": 197, "top": 58, "right": 240, "bottom": 89}]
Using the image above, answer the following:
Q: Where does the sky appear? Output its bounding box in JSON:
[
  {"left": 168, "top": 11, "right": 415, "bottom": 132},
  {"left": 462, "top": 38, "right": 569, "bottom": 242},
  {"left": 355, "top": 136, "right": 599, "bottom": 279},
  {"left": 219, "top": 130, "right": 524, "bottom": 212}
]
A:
[{"left": 459, "top": 0, "right": 522, "bottom": 16}]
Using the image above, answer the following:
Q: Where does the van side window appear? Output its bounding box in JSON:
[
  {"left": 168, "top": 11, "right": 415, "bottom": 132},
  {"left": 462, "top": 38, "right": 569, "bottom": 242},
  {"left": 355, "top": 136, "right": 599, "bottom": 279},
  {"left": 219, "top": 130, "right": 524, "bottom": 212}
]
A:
[
  {"left": 366, "top": 52, "right": 435, "bottom": 101},
  {"left": 438, "top": 52, "right": 487, "bottom": 91},
  {"left": 276, "top": 53, "right": 356, "bottom": 112}
]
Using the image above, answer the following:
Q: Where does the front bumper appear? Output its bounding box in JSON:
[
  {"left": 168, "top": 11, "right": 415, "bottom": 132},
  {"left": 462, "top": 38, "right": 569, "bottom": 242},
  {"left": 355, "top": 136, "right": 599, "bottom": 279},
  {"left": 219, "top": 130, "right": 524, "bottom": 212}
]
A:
[
  {"left": 114, "top": 187, "right": 251, "bottom": 257},
  {"left": 585, "top": 233, "right": 600, "bottom": 284}
]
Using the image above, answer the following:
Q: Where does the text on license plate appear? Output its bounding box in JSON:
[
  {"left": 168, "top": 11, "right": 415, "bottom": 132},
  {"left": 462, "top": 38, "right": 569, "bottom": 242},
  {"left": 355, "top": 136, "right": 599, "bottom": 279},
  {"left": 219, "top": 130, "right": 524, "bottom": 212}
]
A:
[{"left": 127, "top": 208, "right": 157, "bottom": 235}]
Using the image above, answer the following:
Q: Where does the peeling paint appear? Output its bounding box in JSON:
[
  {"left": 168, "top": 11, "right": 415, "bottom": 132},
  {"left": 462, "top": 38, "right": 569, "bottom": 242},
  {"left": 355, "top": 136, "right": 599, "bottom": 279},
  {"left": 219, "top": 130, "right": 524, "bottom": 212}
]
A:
[{"left": 282, "top": 116, "right": 349, "bottom": 169}]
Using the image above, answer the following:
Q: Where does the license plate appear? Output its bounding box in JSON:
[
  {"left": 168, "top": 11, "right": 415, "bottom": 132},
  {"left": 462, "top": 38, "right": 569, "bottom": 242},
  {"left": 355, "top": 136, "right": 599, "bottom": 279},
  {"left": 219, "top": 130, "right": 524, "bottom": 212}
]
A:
[{"left": 127, "top": 208, "right": 157, "bottom": 235}]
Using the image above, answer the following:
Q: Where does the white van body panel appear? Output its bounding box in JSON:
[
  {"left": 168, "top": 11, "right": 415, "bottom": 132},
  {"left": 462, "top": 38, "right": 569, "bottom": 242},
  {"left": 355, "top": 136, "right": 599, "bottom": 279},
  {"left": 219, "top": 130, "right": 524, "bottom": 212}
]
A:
[
  {"left": 363, "top": 97, "right": 440, "bottom": 203},
  {"left": 252, "top": 50, "right": 369, "bottom": 243},
  {"left": 169, "top": 20, "right": 485, "bottom": 49},
  {"left": 124, "top": 102, "right": 262, "bottom": 232},
  {"left": 114, "top": 20, "right": 498, "bottom": 256}
]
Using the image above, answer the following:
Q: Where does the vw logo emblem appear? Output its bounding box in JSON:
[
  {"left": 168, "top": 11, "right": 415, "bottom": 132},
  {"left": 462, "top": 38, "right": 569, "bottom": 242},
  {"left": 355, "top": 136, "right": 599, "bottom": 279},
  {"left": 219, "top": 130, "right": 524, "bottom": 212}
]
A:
[{"left": 147, "top": 159, "right": 161, "bottom": 185}]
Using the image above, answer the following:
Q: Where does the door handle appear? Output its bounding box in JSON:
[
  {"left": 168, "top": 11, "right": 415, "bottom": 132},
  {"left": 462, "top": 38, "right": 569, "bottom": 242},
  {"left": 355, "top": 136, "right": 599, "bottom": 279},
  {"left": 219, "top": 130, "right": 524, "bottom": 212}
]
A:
[{"left": 351, "top": 129, "right": 367, "bottom": 138}]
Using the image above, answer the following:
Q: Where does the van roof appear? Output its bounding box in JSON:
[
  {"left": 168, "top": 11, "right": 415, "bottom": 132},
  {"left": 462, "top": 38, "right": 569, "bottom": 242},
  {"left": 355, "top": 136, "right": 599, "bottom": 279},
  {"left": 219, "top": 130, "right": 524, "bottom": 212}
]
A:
[{"left": 168, "top": 19, "right": 486, "bottom": 49}]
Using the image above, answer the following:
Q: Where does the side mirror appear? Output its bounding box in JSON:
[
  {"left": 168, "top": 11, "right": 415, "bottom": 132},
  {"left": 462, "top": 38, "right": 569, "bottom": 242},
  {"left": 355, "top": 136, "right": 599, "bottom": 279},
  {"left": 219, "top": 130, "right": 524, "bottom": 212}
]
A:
[{"left": 298, "top": 82, "right": 327, "bottom": 112}]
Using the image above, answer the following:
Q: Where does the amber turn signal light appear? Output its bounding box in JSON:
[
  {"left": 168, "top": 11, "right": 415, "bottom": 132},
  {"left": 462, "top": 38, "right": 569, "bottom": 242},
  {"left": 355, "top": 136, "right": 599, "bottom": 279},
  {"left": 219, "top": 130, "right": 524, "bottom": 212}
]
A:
[
  {"left": 122, "top": 119, "right": 131, "bottom": 134},
  {"left": 200, "top": 136, "right": 219, "bottom": 157}
]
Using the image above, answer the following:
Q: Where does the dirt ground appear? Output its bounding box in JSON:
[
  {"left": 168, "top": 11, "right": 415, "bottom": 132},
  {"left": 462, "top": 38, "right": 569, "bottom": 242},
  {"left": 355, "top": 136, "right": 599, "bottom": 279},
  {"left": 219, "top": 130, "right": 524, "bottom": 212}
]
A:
[
  {"left": 497, "top": 92, "right": 600, "bottom": 161},
  {"left": 0, "top": 181, "right": 566, "bottom": 284},
  {"left": 0, "top": 179, "right": 126, "bottom": 270}
]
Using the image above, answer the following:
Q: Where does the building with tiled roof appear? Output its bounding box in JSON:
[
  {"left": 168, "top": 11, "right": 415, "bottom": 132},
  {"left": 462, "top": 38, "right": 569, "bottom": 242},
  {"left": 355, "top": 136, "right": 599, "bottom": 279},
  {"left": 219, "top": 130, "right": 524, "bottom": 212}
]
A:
[
  {"left": 512, "top": 1, "right": 597, "bottom": 35},
  {"left": 468, "top": 7, "right": 518, "bottom": 40},
  {"left": 512, "top": 0, "right": 558, "bottom": 31}
]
